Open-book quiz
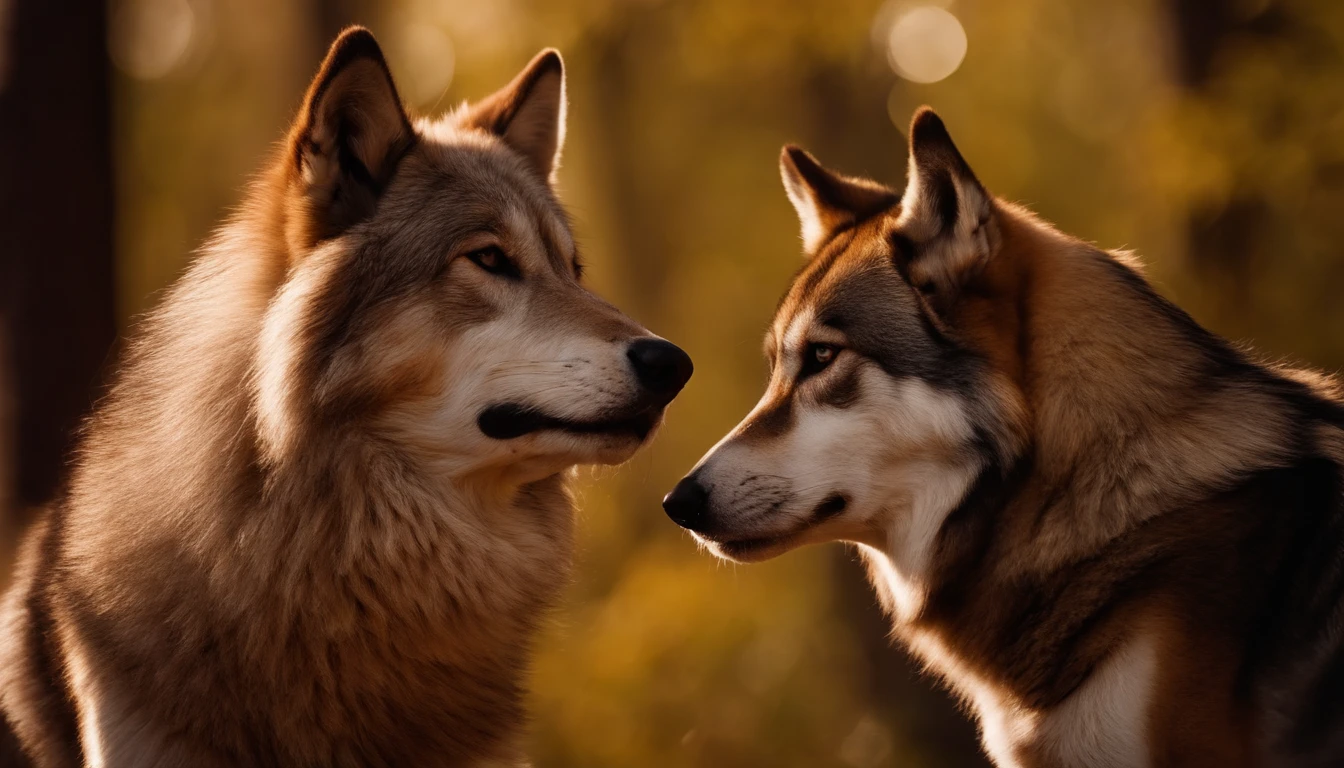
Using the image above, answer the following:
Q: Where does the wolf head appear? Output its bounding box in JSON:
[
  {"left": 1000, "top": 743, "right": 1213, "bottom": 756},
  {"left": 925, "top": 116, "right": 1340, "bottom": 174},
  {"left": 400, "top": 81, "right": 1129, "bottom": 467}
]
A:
[
  {"left": 253, "top": 28, "right": 691, "bottom": 484},
  {"left": 664, "top": 109, "right": 1027, "bottom": 566}
]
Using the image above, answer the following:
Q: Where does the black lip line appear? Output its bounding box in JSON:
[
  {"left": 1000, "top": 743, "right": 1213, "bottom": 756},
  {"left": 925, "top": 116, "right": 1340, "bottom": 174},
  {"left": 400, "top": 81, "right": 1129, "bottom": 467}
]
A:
[
  {"left": 478, "top": 403, "right": 658, "bottom": 441},
  {"left": 813, "top": 493, "right": 849, "bottom": 520}
]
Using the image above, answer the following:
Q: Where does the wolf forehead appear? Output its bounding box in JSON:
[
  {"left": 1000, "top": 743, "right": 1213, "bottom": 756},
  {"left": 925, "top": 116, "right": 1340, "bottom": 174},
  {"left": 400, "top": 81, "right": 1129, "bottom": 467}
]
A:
[
  {"left": 367, "top": 133, "right": 579, "bottom": 271},
  {"left": 771, "top": 216, "right": 968, "bottom": 385}
]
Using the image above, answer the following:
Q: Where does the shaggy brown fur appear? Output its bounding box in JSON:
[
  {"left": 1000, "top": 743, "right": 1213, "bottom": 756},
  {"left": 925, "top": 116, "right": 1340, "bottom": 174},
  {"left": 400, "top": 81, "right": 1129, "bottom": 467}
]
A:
[
  {"left": 0, "top": 28, "right": 690, "bottom": 767},
  {"left": 666, "top": 108, "right": 1344, "bottom": 767}
]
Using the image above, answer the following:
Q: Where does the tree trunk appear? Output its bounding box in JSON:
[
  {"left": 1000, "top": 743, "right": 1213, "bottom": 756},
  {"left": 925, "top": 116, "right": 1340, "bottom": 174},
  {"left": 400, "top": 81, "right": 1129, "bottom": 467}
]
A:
[
  {"left": 0, "top": 0, "right": 115, "bottom": 567},
  {"left": 1165, "top": 0, "right": 1275, "bottom": 300}
]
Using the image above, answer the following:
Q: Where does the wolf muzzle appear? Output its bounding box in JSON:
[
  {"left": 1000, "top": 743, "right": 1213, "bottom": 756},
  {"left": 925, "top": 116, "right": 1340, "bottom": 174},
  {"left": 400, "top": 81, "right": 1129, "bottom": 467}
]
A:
[{"left": 477, "top": 338, "right": 693, "bottom": 441}]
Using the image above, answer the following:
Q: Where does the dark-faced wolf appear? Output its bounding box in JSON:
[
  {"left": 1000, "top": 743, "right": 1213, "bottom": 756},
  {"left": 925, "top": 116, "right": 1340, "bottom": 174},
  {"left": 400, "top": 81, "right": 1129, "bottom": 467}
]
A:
[
  {"left": 1, "top": 27, "right": 691, "bottom": 768},
  {"left": 665, "top": 107, "right": 1344, "bottom": 767}
]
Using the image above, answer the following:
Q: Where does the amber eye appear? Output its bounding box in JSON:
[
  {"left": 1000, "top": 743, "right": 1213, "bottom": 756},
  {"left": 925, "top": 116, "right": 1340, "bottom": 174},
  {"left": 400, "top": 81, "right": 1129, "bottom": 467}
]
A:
[
  {"left": 799, "top": 343, "right": 841, "bottom": 378},
  {"left": 466, "top": 246, "right": 519, "bottom": 279}
]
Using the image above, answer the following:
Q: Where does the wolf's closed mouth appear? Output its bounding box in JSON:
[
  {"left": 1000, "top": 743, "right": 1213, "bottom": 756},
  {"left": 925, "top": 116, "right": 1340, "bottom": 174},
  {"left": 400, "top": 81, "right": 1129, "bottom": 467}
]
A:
[
  {"left": 710, "top": 531, "right": 802, "bottom": 563},
  {"left": 716, "top": 535, "right": 781, "bottom": 556},
  {"left": 478, "top": 403, "right": 658, "bottom": 440}
]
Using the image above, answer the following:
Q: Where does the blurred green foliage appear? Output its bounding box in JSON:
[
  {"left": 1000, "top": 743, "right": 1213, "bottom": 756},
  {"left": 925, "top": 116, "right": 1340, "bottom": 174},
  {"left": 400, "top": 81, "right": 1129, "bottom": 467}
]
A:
[{"left": 108, "top": 0, "right": 1344, "bottom": 764}]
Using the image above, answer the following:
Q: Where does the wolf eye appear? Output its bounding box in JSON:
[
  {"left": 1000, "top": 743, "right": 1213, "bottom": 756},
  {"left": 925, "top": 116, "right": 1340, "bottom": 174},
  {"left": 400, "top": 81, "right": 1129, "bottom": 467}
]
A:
[
  {"left": 466, "top": 246, "right": 519, "bottom": 279},
  {"left": 800, "top": 343, "right": 841, "bottom": 378}
]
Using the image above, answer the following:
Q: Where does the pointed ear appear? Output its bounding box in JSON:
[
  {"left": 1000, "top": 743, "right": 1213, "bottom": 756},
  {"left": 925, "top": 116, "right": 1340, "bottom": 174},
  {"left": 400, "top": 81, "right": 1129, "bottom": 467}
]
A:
[
  {"left": 780, "top": 146, "right": 899, "bottom": 254},
  {"left": 463, "top": 49, "right": 566, "bottom": 184},
  {"left": 897, "top": 107, "right": 998, "bottom": 296},
  {"left": 285, "top": 27, "right": 414, "bottom": 253}
]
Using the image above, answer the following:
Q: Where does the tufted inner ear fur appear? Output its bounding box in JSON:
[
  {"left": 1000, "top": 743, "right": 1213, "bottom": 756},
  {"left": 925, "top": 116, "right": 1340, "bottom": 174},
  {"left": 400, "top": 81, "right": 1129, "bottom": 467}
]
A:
[
  {"left": 779, "top": 145, "right": 900, "bottom": 255},
  {"left": 460, "top": 49, "right": 568, "bottom": 185},
  {"left": 284, "top": 26, "right": 414, "bottom": 255},
  {"left": 895, "top": 107, "right": 999, "bottom": 298}
]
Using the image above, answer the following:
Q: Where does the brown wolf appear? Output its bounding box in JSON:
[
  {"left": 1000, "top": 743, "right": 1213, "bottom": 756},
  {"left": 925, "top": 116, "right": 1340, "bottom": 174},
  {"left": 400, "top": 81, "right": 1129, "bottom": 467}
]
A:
[
  {"left": 0, "top": 27, "right": 692, "bottom": 767},
  {"left": 664, "top": 107, "right": 1344, "bottom": 767}
]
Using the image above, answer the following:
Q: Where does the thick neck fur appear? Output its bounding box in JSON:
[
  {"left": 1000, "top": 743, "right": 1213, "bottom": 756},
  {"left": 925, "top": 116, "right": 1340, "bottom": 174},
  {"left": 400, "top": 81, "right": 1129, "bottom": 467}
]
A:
[
  {"left": 906, "top": 200, "right": 1303, "bottom": 577},
  {"left": 862, "top": 200, "right": 1319, "bottom": 758},
  {"left": 982, "top": 204, "right": 1299, "bottom": 572},
  {"left": 57, "top": 174, "right": 572, "bottom": 762}
]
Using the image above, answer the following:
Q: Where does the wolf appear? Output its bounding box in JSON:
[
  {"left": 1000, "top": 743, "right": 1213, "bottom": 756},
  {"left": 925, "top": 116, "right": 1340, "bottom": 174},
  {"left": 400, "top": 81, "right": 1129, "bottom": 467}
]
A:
[
  {"left": 663, "top": 107, "right": 1344, "bottom": 767},
  {"left": 0, "top": 27, "right": 692, "bottom": 767}
]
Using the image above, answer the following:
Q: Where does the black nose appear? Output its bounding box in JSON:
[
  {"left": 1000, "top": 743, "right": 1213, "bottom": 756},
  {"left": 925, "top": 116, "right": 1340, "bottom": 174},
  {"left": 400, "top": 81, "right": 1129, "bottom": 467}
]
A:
[
  {"left": 662, "top": 475, "right": 710, "bottom": 532},
  {"left": 627, "top": 338, "right": 693, "bottom": 403}
]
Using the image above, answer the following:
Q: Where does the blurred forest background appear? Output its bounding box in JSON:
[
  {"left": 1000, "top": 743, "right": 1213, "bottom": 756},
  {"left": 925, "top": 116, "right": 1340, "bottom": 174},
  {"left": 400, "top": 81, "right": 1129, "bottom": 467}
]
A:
[{"left": 3, "top": 0, "right": 1344, "bottom": 765}]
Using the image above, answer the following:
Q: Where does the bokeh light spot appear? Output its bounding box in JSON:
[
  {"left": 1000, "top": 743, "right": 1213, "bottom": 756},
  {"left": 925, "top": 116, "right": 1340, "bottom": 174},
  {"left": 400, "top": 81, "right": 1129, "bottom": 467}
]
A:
[
  {"left": 395, "top": 21, "right": 455, "bottom": 107},
  {"left": 886, "top": 6, "right": 967, "bottom": 84},
  {"left": 109, "top": 0, "right": 197, "bottom": 80}
]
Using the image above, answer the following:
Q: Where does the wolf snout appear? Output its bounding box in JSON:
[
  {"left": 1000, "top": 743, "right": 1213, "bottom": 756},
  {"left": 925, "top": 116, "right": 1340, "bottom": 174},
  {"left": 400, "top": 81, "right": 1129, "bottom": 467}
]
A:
[
  {"left": 627, "top": 338, "right": 694, "bottom": 405},
  {"left": 662, "top": 474, "right": 711, "bottom": 532}
]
